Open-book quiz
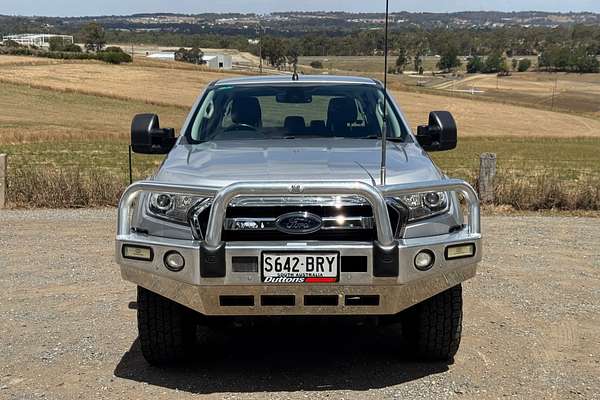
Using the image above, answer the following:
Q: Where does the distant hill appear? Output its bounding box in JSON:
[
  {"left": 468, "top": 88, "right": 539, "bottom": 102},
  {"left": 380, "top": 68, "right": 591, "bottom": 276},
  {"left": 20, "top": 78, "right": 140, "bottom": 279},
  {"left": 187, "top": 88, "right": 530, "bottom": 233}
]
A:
[{"left": 2, "top": 10, "right": 600, "bottom": 37}]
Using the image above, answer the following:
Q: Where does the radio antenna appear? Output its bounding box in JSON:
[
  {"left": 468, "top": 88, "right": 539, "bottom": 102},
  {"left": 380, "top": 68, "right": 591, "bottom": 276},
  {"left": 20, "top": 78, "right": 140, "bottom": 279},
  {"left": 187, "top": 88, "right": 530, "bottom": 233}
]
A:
[{"left": 380, "top": 0, "right": 390, "bottom": 186}]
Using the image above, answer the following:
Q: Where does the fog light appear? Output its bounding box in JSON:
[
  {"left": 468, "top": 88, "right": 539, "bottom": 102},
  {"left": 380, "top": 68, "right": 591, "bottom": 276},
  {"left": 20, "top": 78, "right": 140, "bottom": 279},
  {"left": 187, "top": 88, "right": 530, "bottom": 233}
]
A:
[
  {"left": 122, "top": 245, "right": 153, "bottom": 261},
  {"left": 164, "top": 251, "right": 185, "bottom": 272},
  {"left": 446, "top": 243, "right": 476, "bottom": 260},
  {"left": 414, "top": 250, "right": 435, "bottom": 271}
]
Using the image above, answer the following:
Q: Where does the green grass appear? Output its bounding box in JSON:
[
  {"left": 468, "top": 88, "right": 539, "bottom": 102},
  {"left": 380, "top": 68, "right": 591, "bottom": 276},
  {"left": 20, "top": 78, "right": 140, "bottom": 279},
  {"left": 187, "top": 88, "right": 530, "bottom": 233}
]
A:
[
  {"left": 2, "top": 137, "right": 599, "bottom": 209},
  {"left": 0, "top": 140, "right": 163, "bottom": 183},
  {"left": 3, "top": 136, "right": 598, "bottom": 183},
  {"left": 431, "top": 137, "right": 600, "bottom": 180}
]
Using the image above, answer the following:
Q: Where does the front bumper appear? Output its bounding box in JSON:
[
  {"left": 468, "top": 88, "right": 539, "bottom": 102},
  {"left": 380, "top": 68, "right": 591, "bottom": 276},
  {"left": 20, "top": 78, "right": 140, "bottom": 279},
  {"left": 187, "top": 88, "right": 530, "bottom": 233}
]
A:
[{"left": 116, "top": 179, "right": 481, "bottom": 316}]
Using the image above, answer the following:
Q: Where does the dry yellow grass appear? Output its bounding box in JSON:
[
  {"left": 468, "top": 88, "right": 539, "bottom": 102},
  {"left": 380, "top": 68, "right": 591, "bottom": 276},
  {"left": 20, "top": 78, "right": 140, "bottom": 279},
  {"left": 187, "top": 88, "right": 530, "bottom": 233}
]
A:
[
  {"left": 2, "top": 58, "right": 600, "bottom": 138},
  {"left": 0, "top": 55, "right": 68, "bottom": 67},
  {"left": 0, "top": 59, "right": 232, "bottom": 108},
  {"left": 391, "top": 89, "right": 600, "bottom": 138},
  {"left": 0, "top": 82, "right": 186, "bottom": 144}
]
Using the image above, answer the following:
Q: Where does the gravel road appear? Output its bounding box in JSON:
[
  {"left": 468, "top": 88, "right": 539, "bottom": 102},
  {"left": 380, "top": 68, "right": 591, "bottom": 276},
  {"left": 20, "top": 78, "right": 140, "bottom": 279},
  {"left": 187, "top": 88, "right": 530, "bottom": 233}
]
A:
[{"left": 0, "top": 210, "right": 598, "bottom": 400}]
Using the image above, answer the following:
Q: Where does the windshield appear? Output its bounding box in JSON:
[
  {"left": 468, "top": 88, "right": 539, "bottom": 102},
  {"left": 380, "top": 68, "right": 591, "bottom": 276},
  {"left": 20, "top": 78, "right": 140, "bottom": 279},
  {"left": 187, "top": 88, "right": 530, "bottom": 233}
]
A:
[{"left": 186, "top": 84, "right": 409, "bottom": 142}]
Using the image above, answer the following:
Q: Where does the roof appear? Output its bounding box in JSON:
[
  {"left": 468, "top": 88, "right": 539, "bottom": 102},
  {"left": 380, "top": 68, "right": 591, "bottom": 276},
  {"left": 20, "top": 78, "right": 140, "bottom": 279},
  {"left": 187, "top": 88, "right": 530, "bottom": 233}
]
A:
[{"left": 213, "top": 75, "right": 379, "bottom": 87}]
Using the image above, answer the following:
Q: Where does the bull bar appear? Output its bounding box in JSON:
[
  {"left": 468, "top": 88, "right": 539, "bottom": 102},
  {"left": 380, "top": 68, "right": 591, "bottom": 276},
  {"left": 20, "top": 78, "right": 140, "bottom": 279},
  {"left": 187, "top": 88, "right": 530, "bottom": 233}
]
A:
[{"left": 116, "top": 179, "right": 481, "bottom": 315}]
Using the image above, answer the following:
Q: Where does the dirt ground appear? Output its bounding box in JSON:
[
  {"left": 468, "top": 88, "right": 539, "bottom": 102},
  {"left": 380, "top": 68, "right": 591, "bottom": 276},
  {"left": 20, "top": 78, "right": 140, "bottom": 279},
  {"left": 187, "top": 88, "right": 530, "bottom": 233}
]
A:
[{"left": 0, "top": 210, "right": 598, "bottom": 399}]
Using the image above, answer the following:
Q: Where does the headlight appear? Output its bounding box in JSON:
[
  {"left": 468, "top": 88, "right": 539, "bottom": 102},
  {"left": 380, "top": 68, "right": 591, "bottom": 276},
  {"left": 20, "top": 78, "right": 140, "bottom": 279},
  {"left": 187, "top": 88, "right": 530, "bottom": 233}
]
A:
[
  {"left": 392, "top": 192, "right": 449, "bottom": 221},
  {"left": 147, "top": 193, "right": 207, "bottom": 224}
]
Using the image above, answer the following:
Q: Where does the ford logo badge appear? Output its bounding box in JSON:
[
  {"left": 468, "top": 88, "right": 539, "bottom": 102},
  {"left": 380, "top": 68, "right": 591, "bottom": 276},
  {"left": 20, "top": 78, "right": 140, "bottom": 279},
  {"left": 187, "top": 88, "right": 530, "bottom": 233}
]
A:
[{"left": 275, "top": 212, "right": 322, "bottom": 235}]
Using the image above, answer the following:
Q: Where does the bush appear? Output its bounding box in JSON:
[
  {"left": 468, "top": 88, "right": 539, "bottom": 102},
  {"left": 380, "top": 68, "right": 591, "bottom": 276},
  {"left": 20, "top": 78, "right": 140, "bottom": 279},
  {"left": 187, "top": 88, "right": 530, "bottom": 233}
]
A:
[
  {"left": 104, "top": 46, "right": 125, "bottom": 53},
  {"left": 175, "top": 47, "right": 205, "bottom": 64},
  {"left": 517, "top": 58, "right": 532, "bottom": 72},
  {"left": 310, "top": 60, "right": 323, "bottom": 69},
  {"left": 63, "top": 43, "right": 82, "bottom": 52},
  {"left": 96, "top": 50, "right": 132, "bottom": 64},
  {"left": 8, "top": 167, "right": 123, "bottom": 208}
]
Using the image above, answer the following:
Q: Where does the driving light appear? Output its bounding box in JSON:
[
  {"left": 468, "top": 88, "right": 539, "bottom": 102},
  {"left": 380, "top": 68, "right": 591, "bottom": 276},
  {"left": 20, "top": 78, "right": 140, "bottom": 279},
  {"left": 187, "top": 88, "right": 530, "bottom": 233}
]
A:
[
  {"left": 164, "top": 251, "right": 185, "bottom": 272},
  {"left": 446, "top": 243, "right": 476, "bottom": 260},
  {"left": 122, "top": 245, "right": 153, "bottom": 261},
  {"left": 414, "top": 250, "right": 435, "bottom": 271}
]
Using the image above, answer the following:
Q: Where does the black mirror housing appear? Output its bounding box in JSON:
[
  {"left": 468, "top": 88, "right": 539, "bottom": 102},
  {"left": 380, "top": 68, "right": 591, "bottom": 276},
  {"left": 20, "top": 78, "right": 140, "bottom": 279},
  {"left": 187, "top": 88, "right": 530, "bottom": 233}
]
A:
[
  {"left": 416, "top": 111, "right": 457, "bottom": 152},
  {"left": 131, "top": 114, "right": 176, "bottom": 154}
]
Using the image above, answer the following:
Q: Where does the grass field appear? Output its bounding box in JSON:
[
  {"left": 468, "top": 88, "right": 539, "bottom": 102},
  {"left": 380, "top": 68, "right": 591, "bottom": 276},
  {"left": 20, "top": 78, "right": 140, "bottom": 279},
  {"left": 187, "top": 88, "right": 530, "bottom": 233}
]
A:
[
  {"left": 2, "top": 58, "right": 600, "bottom": 141},
  {"left": 299, "top": 55, "right": 450, "bottom": 74},
  {"left": 437, "top": 72, "right": 600, "bottom": 117},
  {"left": 0, "top": 55, "right": 599, "bottom": 209}
]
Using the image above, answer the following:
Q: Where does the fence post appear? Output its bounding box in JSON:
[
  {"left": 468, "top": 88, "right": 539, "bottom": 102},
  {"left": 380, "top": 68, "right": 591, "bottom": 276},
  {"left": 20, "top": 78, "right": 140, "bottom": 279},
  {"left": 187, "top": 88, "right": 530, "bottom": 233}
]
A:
[
  {"left": 0, "top": 154, "right": 6, "bottom": 209},
  {"left": 478, "top": 153, "right": 496, "bottom": 204}
]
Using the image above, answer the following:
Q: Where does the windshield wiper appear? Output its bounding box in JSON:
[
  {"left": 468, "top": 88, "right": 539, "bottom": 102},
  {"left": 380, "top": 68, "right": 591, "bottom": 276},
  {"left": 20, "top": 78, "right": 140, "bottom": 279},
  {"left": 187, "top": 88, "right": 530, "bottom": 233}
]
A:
[{"left": 362, "top": 135, "right": 403, "bottom": 142}]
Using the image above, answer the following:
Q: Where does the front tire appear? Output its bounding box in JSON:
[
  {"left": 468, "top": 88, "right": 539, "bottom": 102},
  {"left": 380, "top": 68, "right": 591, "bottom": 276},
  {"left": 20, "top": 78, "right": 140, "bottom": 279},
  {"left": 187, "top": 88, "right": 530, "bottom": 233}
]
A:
[
  {"left": 137, "top": 286, "right": 197, "bottom": 365},
  {"left": 402, "top": 284, "right": 463, "bottom": 361}
]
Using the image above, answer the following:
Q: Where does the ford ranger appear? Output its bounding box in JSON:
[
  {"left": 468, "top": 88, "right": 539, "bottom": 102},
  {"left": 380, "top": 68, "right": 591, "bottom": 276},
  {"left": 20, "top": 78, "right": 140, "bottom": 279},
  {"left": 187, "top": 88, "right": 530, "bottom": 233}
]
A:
[{"left": 116, "top": 75, "right": 481, "bottom": 365}]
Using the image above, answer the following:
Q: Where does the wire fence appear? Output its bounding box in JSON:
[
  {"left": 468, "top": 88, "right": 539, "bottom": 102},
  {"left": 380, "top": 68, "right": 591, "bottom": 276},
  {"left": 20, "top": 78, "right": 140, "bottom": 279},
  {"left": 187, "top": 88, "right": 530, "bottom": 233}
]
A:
[{"left": 3, "top": 148, "right": 599, "bottom": 183}]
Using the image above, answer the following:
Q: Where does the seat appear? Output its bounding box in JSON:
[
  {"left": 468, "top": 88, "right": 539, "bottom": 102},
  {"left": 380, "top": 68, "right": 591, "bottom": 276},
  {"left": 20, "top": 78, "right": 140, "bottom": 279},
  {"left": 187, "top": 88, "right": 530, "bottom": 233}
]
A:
[
  {"left": 284, "top": 116, "right": 306, "bottom": 134},
  {"left": 231, "top": 97, "right": 262, "bottom": 128},
  {"left": 327, "top": 97, "right": 358, "bottom": 136},
  {"left": 309, "top": 120, "right": 327, "bottom": 133}
]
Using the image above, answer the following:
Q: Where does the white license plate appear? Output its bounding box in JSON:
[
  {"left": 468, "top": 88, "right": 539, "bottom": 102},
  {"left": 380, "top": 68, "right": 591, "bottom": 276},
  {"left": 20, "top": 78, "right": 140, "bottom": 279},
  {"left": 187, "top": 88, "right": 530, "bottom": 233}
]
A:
[{"left": 261, "top": 253, "right": 339, "bottom": 283}]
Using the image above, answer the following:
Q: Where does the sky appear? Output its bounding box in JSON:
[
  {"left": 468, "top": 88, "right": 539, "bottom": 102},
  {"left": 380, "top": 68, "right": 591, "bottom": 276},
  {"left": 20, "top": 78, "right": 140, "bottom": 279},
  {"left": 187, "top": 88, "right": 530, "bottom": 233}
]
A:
[{"left": 1, "top": 0, "right": 599, "bottom": 17}]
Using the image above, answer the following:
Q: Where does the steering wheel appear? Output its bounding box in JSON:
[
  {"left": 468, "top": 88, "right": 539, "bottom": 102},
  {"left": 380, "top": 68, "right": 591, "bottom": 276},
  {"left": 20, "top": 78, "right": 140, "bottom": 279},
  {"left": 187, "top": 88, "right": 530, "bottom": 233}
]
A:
[{"left": 224, "top": 123, "right": 257, "bottom": 132}]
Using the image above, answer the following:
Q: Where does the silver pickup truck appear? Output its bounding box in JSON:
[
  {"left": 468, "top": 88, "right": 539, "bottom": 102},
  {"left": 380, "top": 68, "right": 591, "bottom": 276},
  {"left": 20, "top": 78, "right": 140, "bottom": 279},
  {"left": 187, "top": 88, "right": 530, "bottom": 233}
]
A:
[{"left": 116, "top": 75, "right": 481, "bottom": 365}]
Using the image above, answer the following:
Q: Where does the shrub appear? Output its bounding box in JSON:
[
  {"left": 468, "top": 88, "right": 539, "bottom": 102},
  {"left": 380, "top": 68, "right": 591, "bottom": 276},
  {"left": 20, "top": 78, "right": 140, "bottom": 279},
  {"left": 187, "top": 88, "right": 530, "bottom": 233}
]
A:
[
  {"left": 63, "top": 43, "right": 82, "bottom": 53},
  {"left": 175, "top": 47, "right": 205, "bottom": 64},
  {"left": 104, "top": 46, "right": 125, "bottom": 53},
  {"left": 8, "top": 167, "right": 123, "bottom": 208},
  {"left": 96, "top": 50, "right": 132, "bottom": 64},
  {"left": 517, "top": 58, "right": 532, "bottom": 72},
  {"left": 310, "top": 60, "right": 323, "bottom": 69}
]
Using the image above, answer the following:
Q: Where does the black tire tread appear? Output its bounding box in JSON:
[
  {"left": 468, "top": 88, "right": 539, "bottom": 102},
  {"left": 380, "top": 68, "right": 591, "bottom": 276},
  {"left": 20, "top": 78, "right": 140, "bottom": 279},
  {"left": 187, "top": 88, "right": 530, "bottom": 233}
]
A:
[
  {"left": 403, "top": 284, "right": 463, "bottom": 361},
  {"left": 137, "top": 286, "right": 196, "bottom": 365}
]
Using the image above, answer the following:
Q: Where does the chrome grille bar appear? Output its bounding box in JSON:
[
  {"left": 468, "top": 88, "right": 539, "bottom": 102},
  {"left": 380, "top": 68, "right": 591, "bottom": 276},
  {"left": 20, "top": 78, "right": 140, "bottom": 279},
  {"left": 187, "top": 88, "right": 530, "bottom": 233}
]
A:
[{"left": 224, "top": 216, "right": 374, "bottom": 231}]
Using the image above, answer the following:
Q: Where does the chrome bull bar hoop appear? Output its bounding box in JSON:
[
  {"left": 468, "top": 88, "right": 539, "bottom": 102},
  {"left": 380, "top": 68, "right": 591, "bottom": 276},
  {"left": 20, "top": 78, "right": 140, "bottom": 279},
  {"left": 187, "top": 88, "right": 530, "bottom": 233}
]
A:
[{"left": 117, "top": 179, "right": 480, "bottom": 246}]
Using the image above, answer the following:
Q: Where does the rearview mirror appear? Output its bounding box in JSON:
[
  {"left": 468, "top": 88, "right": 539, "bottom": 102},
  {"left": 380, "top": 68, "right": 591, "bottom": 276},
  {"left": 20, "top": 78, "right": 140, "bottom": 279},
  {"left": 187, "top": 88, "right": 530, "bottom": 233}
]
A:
[
  {"left": 131, "top": 114, "right": 176, "bottom": 154},
  {"left": 416, "top": 111, "right": 457, "bottom": 152},
  {"left": 276, "top": 89, "right": 312, "bottom": 104}
]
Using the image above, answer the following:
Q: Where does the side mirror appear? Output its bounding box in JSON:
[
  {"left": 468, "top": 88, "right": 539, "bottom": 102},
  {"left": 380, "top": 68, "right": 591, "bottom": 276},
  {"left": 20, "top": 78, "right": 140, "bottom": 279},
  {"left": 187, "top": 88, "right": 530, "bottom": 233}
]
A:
[
  {"left": 416, "top": 111, "right": 457, "bottom": 152},
  {"left": 131, "top": 114, "right": 176, "bottom": 154}
]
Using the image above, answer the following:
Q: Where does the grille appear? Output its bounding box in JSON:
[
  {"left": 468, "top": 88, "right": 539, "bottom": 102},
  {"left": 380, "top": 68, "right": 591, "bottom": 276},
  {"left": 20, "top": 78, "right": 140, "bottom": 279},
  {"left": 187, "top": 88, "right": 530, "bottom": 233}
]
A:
[{"left": 192, "top": 198, "right": 405, "bottom": 242}]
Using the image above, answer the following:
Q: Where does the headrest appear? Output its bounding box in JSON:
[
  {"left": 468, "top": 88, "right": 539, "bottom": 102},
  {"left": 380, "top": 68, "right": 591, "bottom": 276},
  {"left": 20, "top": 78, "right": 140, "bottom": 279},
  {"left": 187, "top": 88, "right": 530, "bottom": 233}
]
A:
[
  {"left": 284, "top": 116, "right": 306, "bottom": 134},
  {"left": 231, "top": 97, "right": 262, "bottom": 127},
  {"left": 327, "top": 97, "right": 358, "bottom": 127}
]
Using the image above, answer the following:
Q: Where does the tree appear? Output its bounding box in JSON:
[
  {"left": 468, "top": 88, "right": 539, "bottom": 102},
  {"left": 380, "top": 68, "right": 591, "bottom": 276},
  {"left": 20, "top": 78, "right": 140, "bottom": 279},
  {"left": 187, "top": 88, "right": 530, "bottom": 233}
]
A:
[
  {"left": 437, "top": 46, "right": 461, "bottom": 72},
  {"left": 395, "top": 47, "right": 408, "bottom": 73},
  {"left": 48, "top": 37, "right": 66, "bottom": 51},
  {"left": 175, "top": 47, "right": 205, "bottom": 64},
  {"left": 81, "top": 22, "right": 106, "bottom": 52},
  {"left": 517, "top": 58, "right": 531, "bottom": 72},
  {"left": 482, "top": 51, "right": 507, "bottom": 73},
  {"left": 466, "top": 56, "right": 484, "bottom": 73},
  {"left": 413, "top": 50, "right": 423, "bottom": 73},
  {"left": 262, "top": 36, "right": 287, "bottom": 68},
  {"left": 286, "top": 45, "right": 300, "bottom": 69}
]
